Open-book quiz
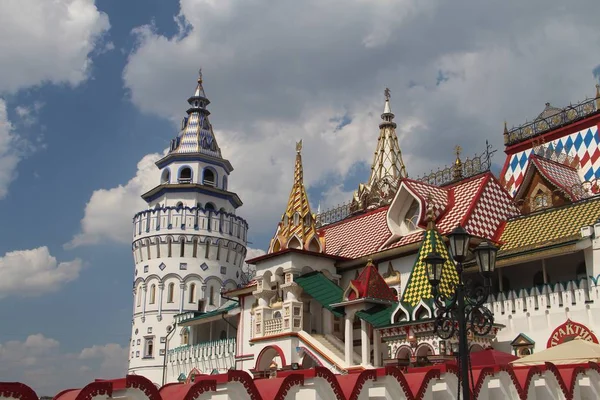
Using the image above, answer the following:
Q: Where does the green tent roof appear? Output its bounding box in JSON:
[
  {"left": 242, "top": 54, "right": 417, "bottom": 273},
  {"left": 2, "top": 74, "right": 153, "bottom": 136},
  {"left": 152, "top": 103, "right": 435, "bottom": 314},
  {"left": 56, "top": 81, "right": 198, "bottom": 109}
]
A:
[
  {"left": 295, "top": 271, "right": 344, "bottom": 317},
  {"left": 177, "top": 300, "right": 238, "bottom": 324}
]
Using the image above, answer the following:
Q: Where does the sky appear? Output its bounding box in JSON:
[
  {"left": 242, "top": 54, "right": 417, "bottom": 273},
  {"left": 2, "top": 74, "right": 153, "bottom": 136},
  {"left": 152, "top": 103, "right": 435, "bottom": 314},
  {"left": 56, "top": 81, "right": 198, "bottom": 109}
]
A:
[{"left": 0, "top": 0, "right": 600, "bottom": 395}]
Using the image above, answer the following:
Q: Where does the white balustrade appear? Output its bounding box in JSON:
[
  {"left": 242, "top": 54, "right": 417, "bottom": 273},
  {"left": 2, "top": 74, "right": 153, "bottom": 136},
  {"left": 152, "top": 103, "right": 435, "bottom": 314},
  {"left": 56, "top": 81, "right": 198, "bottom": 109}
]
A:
[{"left": 263, "top": 318, "right": 283, "bottom": 336}]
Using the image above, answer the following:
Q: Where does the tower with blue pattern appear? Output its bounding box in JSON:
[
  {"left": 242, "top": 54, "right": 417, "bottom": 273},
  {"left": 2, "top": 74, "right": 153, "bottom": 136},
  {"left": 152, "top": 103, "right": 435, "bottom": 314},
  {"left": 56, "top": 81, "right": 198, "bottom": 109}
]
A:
[{"left": 127, "top": 70, "right": 248, "bottom": 385}]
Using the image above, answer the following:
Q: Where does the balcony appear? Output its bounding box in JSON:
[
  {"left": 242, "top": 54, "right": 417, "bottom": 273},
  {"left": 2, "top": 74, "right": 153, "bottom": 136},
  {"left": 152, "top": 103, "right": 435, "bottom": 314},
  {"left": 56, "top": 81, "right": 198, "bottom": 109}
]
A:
[{"left": 167, "top": 338, "right": 236, "bottom": 375}]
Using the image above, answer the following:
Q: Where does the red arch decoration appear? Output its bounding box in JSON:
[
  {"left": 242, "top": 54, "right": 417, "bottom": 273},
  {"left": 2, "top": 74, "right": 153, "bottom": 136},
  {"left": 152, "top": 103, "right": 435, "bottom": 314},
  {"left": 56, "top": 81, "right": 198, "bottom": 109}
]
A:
[
  {"left": 0, "top": 383, "right": 38, "bottom": 400},
  {"left": 74, "top": 381, "right": 113, "bottom": 400},
  {"left": 273, "top": 374, "right": 304, "bottom": 400},
  {"left": 185, "top": 380, "right": 217, "bottom": 400},
  {"left": 314, "top": 367, "right": 345, "bottom": 400},
  {"left": 384, "top": 366, "right": 413, "bottom": 399},
  {"left": 254, "top": 345, "right": 287, "bottom": 371},
  {"left": 126, "top": 375, "right": 161, "bottom": 400},
  {"left": 346, "top": 369, "right": 377, "bottom": 400},
  {"left": 227, "top": 370, "right": 261, "bottom": 400}
]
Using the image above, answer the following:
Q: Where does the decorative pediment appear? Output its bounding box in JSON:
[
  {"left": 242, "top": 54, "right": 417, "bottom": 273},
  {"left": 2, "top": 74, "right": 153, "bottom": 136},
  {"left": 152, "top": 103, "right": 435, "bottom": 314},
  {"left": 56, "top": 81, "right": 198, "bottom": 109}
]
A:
[{"left": 511, "top": 333, "right": 535, "bottom": 347}]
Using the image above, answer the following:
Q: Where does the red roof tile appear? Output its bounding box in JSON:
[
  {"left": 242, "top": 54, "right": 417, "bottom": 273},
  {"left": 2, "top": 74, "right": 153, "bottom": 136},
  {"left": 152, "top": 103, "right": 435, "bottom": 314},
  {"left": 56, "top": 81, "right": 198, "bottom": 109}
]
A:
[{"left": 347, "top": 261, "right": 396, "bottom": 301}]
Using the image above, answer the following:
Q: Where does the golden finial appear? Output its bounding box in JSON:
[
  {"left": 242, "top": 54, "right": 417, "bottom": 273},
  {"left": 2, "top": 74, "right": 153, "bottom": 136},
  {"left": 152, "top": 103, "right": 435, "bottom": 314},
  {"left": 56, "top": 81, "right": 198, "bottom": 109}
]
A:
[
  {"left": 503, "top": 121, "right": 508, "bottom": 135},
  {"left": 426, "top": 195, "right": 436, "bottom": 230},
  {"left": 197, "top": 68, "right": 203, "bottom": 83},
  {"left": 296, "top": 139, "right": 303, "bottom": 154},
  {"left": 366, "top": 258, "right": 374, "bottom": 266},
  {"left": 384, "top": 88, "right": 391, "bottom": 101},
  {"left": 454, "top": 145, "right": 462, "bottom": 165}
]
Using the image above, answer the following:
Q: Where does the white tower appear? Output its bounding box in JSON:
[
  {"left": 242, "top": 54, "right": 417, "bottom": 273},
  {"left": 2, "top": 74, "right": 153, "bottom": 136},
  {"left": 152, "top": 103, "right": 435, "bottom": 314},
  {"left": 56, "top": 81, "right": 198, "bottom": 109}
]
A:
[{"left": 127, "top": 70, "right": 248, "bottom": 385}]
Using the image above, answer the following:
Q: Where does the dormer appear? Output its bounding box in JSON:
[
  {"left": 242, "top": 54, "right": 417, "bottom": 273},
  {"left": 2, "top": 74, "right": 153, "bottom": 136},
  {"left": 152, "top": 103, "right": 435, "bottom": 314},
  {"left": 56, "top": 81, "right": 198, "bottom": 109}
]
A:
[
  {"left": 384, "top": 179, "right": 449, "bottom": 246},
  {"left": 513, "top": 150, "right": 588, "bottom": 214}
]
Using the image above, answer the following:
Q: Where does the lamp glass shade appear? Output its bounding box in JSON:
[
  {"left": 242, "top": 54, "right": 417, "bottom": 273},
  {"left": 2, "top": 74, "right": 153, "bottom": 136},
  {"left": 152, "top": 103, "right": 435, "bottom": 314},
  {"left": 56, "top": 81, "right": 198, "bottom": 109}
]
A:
[
  {"left": 473, "top": 241, "right": 498, "bottom": 276},
  {"left": 425, "top": 251, "right": 445, "bottom": 286},
  {"left": 448, "top": 225, "right": 470, "bottom": 262}
]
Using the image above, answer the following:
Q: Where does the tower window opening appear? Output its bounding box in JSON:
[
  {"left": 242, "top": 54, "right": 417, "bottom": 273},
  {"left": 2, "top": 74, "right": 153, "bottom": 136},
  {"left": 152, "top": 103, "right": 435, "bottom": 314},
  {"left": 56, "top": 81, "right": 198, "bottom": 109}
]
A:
[
  {"left": 219, "top": 208, "right": 226, "bottom": 232},
  {"left": 304, "top": 214, "right": 311, "bottom": 225},
  {"left": 161, "top": 169, "right": 170, "bottom": 184},
  {"left": 149, "top": 284, "right": 156, "bottom": 304},
  {"left": 179, "top": 167, "right": 192, "bottom": 184},
  {"left": 181, "top": 328, "right": 189, "bottom": 345},
  {"left": 209, "top": 286, "right": 215, "bottom": 306},
  {"left": 205, "top": 240, "right": 210, "bottom": 259},
  {"left": 216, "top": 242, "right": 221, "bottom": 260},
  {"left": 156, "top": 240, "right": 161, "bottom": 258},
  {"left": 144, "top": 338, "right": 154, "bottom": 358},
  {"left": 167, "top": 237, "right": 172, "bottom": 258},
  {"left": 202, "top": 169, "right": 215, "bottom": 186},
  {"left": 223, "top": 175, "right": 228, "bottom": 190},
  {"left": 146, "top": 239, "right": 151, "bottom": 260},
  {"left": 180, "top": 237, "right": 185, "bottom": 257},
  {"left": 192, "top": 238, "right": 198, "bottom": 258},
  {"left": 189, "top": 283, "right": 196, "bottom": 303},
  {"left": 167, "top": 283, "right": 175, "bottom": 303},
  {"left": 293, "top": 212, "right": 300, "bottom": 225},
  {"left": 137, "top": 287, "right": 142, "bottom": 307}
]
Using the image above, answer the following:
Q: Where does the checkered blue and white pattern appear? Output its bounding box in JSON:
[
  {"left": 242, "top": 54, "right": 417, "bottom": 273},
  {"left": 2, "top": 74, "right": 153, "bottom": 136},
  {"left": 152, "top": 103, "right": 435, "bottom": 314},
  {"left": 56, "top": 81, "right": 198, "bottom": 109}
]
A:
[{"left": 503, "top": 123, "right": 600, "bottom": 195}]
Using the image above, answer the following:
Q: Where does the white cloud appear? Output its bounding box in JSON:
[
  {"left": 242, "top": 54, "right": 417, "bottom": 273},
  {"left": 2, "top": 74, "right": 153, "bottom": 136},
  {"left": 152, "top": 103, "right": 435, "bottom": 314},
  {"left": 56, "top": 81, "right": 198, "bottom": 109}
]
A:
[
  {"left": 65, "top": 152, "right": 164, "bottom": 248},
  {"left": 116, "top": 0, "right": 600, "bottom": 246},
  {"left": 0, "top": 334, "right": 127, "bottom": 396},
  {"left": 0, "top": 99, "right": 21, "bottom": 199},
  {"left": 0, "top": 247, "right": 82, "bottom": 299},
  {"left": 0, "top": 0, "right": 110, "bottom": 93}
]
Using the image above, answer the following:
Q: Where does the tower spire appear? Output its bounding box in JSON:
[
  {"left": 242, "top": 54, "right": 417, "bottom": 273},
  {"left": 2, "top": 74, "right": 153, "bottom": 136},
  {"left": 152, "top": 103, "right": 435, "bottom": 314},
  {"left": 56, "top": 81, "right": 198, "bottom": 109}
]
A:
[
  {"left": 168, "top": 69, "right": 222, "bottom": 158},
  {"left": 268, "top": 141, "right": 323, "bottom": 254},
  {"left": 350, "top": 88, "right": 408, "bottom": 213}
]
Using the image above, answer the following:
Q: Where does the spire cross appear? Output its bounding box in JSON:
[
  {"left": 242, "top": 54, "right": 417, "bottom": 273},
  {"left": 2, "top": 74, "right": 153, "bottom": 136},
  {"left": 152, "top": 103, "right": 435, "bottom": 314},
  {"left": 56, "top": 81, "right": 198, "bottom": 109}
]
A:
[
  {"left": 384, "top": 87, "right": 391, "bottom": 101},
  {"left": 455, "top": 145, "right": 462, "bottom": 159}
]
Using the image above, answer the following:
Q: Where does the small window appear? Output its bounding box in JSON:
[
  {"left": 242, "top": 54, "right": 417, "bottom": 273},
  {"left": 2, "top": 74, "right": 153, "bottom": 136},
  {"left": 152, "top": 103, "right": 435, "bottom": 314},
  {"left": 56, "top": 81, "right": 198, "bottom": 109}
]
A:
[
  {"left": 532, "top": 191, "right": 549, "bottom": 211},
  {"left": 189, "top": 284, "right": 196, "bottom": 303},
  {"left": 179, "top": 167, "right": 192, "bottom": 183},
  {"left": 180, "top": 237, "right": 185, "bottom": 257},
  {"left": 192, "top": 238, "right": 198, "bottom": 258},
  {"left": 293, "top": 212, "right": 300, "bottom": 225},
  {"left": 304, "top": 214, "right": 311, "bottom": 226},
  {"left": 144, "top": 265, "right": 149, "bottom": 273},
  {"left": 161, "top": 169, "right": 170, "bottom": 184},
  {"left": 180, "top": 263, "right": 187, "bottom": 270},
  {"left": 203, "top": 169, "right": 216, "bottom": 186},
  {"left": 181, "top": 328, "right": 189, "bottom": 345},
  {"left": 223, "top": 175, "right": 228, "bottom": 190},
  {"left": 137, "top": 288, "right": 142, "bottom": 306},
  {"left": 404, "top": 200, "right": 420, "bottom": 231},
  {"left": 167, "top": 283, "right": 175, "bottom": 303},
  {"left": 145, "top": 338, "right": 154, "bottom": 358},
  {"left": 167, "top": 237, "right": 172, "bottom": 258},
  {"left": 149, "top": 284, "right": 156, "bottom": 304},
  {"left": 209, "top": 286, "right": 215, "bottom": 305}
]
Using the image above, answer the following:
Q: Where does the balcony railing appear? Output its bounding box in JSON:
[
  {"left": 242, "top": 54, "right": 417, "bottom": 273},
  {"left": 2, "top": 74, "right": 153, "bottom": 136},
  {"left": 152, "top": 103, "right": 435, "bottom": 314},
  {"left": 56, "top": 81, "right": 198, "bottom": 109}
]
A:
[
  {"left": 168, "top": 338, "right": 236, "bottom": 363},
  {"left": 264, "top": 318, "right": 283, "bottom": 336}
]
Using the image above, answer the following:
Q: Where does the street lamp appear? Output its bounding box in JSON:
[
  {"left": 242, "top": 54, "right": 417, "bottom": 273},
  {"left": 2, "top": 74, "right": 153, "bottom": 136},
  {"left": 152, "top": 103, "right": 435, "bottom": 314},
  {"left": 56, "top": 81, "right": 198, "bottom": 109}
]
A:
[{"left": 426, "top": 226, "right": 498, "bottom": 400}]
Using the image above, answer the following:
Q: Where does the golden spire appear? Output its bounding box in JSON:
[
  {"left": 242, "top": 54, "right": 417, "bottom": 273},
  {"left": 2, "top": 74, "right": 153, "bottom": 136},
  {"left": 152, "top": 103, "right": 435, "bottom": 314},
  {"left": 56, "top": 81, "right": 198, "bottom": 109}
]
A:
[
  {"left": 268, "top": 141, "right": 323, "bottom": 254},
  {"left": 453, "top": 145, "right": 463, "bottom": 180}
]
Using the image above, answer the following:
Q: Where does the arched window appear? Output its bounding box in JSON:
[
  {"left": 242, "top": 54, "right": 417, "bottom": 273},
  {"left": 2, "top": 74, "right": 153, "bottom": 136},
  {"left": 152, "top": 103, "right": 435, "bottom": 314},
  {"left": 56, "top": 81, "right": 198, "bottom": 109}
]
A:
[
  {"left": 202, "top": 169, "right": 215, "bottom": 186},
  {"left": 179, "top": 237, "right": 185, "bottom": 257},
  {"left": 176, "top": 202, "right": 183, "bottom": 210},
  {"left": 146, "top": 239, "right": 151, "bottom": 260},
  {"left": 145, "top": 338, "right": 154, "bottom": 358},
  {"left": 155, "top": 204, "right": 161, "bottom": 230},
  {"left": 404, "top": 200, "right": 420, "bottom": 231},
  {"left": 222, "top": 175, "right": 228, "bottom": 190},
  {"left": 219, "top": 208, "right": 226, "bottom": 232},
  {"left": 179, "top": 167, "right": 192, "bottom": 183},
  {"left": 209, "top": 286, "right": 215, "bottom": 305},
  {"left": 161, "top": 169, "right": 170, "bottom": 184},
  {"left": 293, "top": 212, "right": 300, "bottom": 225},
  {"left": 167, "top": 237, "right": 172, "bottom": 257},
  {"left": 216, "top": 241, "right": 221, "bottom": 260},
  {"left": 156, "top": 239, "right": 161, "bottom": 258},
  {"left": 192, "top": 238, "right": 198, "bottom": 258},
  {"left": 181, "top": 328, "right": 189, "bottom": 345},
  {"left": 149, "top": 284, "right": 156, "bottom": 304},
  {"left": 205, "top": 203, "right": 215, "bottom": 231},
  {"left": 304, "top": 214, "right": 311, "bottom": 226},
  {"left": 167, "top": 283, "right": 175, "bottom": 303},
  {"left": 205, "top": 240, "right": 210, "bottom": 259},
  {"left": 189, "top": 283, "right": 196, "bottom": 303},
  {"left": 137, "top": 288, "right": 142, "bottom": 306}
]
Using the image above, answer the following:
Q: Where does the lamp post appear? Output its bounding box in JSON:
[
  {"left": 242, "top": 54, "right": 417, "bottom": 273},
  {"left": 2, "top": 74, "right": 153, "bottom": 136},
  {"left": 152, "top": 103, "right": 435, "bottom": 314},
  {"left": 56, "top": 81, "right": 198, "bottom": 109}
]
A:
[{"left": 424, "top": 226, "right": 498, "bottom": 400}]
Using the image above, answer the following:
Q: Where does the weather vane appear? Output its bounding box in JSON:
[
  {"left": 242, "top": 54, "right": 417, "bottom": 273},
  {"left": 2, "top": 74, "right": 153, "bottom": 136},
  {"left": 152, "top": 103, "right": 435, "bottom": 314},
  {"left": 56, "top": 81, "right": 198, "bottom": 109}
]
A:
[
  {"left": 198, "top": 68, "right": 203, "bottom": 82},
  {"left": 384, "top": 87, "right": 391, "bottom": 101},
  {"left": 296, "top": 139, "right": 303, "bottom": 153}
]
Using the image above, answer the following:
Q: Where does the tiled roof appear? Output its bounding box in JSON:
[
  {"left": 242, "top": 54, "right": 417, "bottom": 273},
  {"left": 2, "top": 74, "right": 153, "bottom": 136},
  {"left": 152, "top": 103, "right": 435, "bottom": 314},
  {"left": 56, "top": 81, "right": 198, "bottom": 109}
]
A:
[
  {"left": 347, "top": 261, "right": 396, "bottom": 302},
  {"left": 320, "top": 207, "right": 390, "bottom": 259},
  {"left": 295, "top": 272, "right": 344, "bottom": 317},
  {"left": 402, "top": 179, "right": 449, "bottom": 221},
  {"left": 464, "top": 175, "right": 521, "bottom": 241},
  {"left": 515, "top": 155, "right": 587, "bottom": 201},
  {"left": 401, "top": 229, "right": 459, "bottom": 307},
  {"left": 356, "top": 304, "right": 396, "bottom": 328},
  {"left": 499, "top": 197, "right": 600, "bottom": 257}
]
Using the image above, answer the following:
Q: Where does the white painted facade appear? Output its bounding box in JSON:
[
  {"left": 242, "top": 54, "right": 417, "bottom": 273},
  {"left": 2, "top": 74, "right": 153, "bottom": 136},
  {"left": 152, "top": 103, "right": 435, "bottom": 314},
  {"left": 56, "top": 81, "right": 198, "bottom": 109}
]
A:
[{"left": 127, "top": 75, "right": 248, "bottom": 386}]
